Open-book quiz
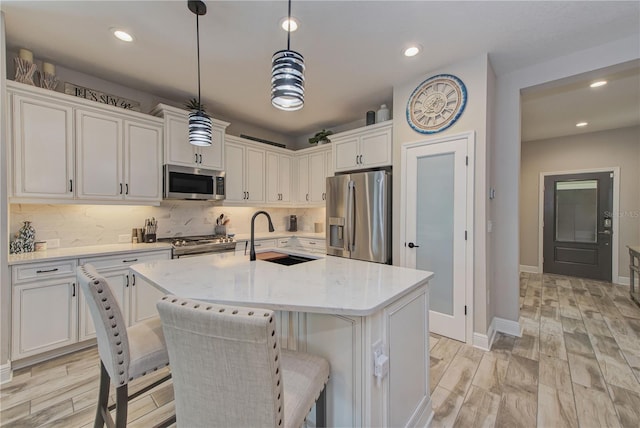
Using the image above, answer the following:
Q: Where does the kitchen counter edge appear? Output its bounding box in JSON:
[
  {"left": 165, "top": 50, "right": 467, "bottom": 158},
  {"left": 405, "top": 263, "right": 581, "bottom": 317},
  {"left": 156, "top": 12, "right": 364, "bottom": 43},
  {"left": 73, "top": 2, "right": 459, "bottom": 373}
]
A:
[{"left": 8, "top": 243, "right": 173, "bottom": 265}]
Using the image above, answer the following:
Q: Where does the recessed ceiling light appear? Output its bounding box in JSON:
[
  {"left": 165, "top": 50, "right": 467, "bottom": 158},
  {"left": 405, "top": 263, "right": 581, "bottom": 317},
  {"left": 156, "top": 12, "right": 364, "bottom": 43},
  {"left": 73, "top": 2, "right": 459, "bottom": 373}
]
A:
[
  {"left": 404, "top": 45, "right": 421, "bottom": 57},
  {"left": 113, "top": 29, "right": 133, "bottom": 42},
  {"left": 590, "top": 80, "right": 607, "bottom": 88},
  {"left": 576, "top": 122, "right": 588, "bottom": 127},
  {"left": 281, "top": 17, "right": 298, "bottom": 32}
]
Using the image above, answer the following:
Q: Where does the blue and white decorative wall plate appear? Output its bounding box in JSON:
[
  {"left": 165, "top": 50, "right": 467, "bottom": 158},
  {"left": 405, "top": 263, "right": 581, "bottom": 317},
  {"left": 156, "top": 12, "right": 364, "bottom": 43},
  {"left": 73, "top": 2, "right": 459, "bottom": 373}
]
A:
[{"left": 406, "top": 74, "right": 467, "bottom": 134}]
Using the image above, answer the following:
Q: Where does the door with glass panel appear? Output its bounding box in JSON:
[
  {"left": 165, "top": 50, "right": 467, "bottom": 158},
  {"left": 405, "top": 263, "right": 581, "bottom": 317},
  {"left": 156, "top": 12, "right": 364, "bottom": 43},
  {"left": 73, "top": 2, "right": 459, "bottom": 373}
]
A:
[
  {"left": 403, "top": 138, "right": 468, "bottom": 342},
  {"left": 543, "top": 172, "right": 613, "bottom": 281}
]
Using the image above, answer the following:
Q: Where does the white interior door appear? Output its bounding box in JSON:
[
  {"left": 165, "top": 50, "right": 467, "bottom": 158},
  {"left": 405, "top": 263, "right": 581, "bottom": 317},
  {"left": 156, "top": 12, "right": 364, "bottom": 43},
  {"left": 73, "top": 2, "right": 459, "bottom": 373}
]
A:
[{"left": 403, "top": 137, "right": 469, "bottom": 342}]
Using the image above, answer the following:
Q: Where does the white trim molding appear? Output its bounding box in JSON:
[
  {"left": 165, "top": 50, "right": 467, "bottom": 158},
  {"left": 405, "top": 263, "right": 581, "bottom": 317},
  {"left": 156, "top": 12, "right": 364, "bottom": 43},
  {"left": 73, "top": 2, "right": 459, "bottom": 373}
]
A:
[
  {"left": 0, "top": 362, "right": 12, "bottom": 385},
  {"left": 472, "top": 318, "right": 496, "bottom": 351},
  {"left": 493, "top": 317, "right": 522, "bottom": 338},
  {"left": 519, "top": 265, "right": 540, "bottom": 274},
  {"left": 616, "top": 276, "right": 630, "bottom": 286}
]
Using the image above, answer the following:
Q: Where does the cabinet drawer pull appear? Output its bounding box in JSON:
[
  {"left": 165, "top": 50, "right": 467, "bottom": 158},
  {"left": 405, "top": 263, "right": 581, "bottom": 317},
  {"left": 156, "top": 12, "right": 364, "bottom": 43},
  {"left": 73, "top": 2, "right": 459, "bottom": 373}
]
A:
[
  {"left": 122, "top": 258, "right": 138, "bottom": 263},
  {"left": 309, "top": 242, "right": 316, "bottom": 245},
  {"left": 36, "top": 268, "right": 59, "bottom": 273}
]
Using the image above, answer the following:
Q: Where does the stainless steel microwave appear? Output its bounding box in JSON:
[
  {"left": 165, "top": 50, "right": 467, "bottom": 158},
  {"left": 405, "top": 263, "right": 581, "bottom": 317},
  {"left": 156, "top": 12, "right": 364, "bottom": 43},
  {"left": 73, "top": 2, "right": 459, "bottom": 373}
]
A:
[{"left": 163, "top": 164, "right": 225, "bottom": 201}]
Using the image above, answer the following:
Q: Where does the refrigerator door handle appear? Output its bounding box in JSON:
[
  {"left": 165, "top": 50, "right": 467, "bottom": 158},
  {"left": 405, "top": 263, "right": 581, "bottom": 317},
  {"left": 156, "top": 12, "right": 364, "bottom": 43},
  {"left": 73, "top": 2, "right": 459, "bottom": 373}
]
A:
[{"left": 347, "top": 180, "right": 356, "bottom": 252}]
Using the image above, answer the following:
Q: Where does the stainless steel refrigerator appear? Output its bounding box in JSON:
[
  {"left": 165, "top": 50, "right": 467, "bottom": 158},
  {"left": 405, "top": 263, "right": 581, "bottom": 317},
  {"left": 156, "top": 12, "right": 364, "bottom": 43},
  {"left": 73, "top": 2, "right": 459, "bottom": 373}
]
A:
[{"left": 326, "top": 170, "right": 391, "bottom": 264}]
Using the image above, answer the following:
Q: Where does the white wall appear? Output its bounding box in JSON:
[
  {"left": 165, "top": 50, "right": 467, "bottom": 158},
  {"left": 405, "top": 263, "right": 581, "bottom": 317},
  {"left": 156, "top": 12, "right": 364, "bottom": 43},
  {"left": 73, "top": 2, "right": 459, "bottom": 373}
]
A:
[
  {"left": 520, "top": 126, "right": 640, "bottom": 277},
  {"left": 492, "top": 35, "right": 640, "bottom": 322},
  {"left": 9, "top": 203, "right": 325, "bottom": 248},
  {"left": 392, "top": 54, "right": 491, "bottom": 335}
]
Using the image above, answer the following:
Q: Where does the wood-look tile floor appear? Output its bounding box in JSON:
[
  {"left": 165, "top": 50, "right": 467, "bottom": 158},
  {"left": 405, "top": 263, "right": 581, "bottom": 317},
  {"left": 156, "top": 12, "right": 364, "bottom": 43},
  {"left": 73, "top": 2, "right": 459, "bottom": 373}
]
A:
[{"left": 1, "top": 273, "right": 639, "bottom": 427}]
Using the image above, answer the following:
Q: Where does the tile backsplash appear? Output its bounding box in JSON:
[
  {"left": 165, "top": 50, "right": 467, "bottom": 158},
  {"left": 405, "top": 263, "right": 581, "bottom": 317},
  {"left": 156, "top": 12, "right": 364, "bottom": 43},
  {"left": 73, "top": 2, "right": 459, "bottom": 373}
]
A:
[{"left": 10, "top": 203, "right": 325, "bottom": 248}]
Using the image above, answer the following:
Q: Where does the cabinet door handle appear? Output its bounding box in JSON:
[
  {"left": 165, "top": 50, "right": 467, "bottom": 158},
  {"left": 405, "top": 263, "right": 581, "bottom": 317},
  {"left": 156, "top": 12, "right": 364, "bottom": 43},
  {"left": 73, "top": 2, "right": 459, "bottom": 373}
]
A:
[
  {"left": 247, "top": 192, "right": 250, "bottom": 200},
  {"left": 125, "top": 183, "right": 129, "bottom": 195},
  {"left": 309, "top": 242, "right": 316, "bottom": 245},
  {"left": 195, "top": 153, "right": 199, "bottom": 163},
  {"left": 36, "top": 268, "right": 59, "bottom": 273},
  {"left": 132, "top": 274, "right": 136, "bottom": 286},
  {"left": 126, "top": 274, "right": 129, "bottom": 287},
  {"left": 120, "top": 183, "right": 123, "bottom": 194},
  {"left": 72, "top": 283, "right": 76, "bottom": 297},
  {"left": 122, "top": 258, "right": 138, "bottom": 263},
  {"left": 69, "top": 179, "right": 73, "bottom": 192},
  {"left": 306, "top": 193, "right": 309, "bottom": 201},
  {"left": 199, "top": 154, "right": 203, "bottom": 164}
]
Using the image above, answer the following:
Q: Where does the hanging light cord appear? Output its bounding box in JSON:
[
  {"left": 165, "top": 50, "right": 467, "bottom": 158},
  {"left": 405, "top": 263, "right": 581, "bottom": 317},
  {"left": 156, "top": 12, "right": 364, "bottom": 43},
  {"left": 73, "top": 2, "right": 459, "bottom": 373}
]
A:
[
  {"left": 196, "top": 10, "right": 202, "bottom": 111},
  {"left": 286, "top": 0, "right": 291, "bottom": 50}
]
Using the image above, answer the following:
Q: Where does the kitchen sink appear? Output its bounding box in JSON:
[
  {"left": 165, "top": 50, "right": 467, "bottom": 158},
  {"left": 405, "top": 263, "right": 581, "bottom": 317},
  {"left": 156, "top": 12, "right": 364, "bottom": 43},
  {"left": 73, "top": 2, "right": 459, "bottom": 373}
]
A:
[{"left": 257, "top": 252, "right": 316, "bottom": 266}]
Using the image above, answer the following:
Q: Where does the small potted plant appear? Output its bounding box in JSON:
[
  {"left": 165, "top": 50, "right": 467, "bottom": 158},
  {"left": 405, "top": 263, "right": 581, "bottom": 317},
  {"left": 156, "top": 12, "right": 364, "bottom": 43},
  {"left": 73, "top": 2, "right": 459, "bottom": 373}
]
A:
[{"left": 309, "top": 129, "right": 334, "bottom": 145}]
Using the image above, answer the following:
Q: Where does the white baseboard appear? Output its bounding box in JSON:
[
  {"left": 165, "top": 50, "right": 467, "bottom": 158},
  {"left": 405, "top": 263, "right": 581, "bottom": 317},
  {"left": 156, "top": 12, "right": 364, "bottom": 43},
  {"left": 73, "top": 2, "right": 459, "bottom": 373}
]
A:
[
  {"left": 616, "top": 276, "right": 630, "bottom": 286},
  {"left": 0, "top": 362, "right": 12, "bottom": 385},
  {"left": 519, "top": 265, "right": 540, "bottom": 273},
  {"left": 493, "top": 317, "right": 522, "bottom": 338},
  {"left": 472, "top": 318, "right": 496, "bottom": 351}
]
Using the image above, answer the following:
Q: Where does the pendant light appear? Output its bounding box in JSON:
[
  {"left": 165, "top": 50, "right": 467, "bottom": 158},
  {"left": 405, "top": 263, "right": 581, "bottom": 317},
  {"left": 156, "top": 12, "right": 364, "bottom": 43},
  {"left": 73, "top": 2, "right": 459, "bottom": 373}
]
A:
[
  {"left": 188, "top": 0, "right": 212, "bottom": 146},
  {"left": 271, "top": 0, "right": 305, "bottom": 111}
]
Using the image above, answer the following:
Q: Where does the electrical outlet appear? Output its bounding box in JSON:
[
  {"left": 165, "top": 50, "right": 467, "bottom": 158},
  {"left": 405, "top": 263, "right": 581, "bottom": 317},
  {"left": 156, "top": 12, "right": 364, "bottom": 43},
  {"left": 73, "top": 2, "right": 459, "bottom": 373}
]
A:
[
  {"left": 46, "top": 238, "right": 60, "bottom": 249},
  {"left": 118, "top": 234, "right": 131, "bottom": 243},
  {"left": 372, "top": 340, "right": 383, "bottom": 362}
]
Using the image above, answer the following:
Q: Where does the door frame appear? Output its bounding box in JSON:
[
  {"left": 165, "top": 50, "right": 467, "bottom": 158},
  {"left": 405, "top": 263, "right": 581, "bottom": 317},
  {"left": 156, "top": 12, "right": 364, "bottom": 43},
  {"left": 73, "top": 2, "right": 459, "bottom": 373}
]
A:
[
  {"left": 400, "top": 131, "right": 475, "bottom": 344},
  {"left": 538, "top": 167, "right": 620, "bottom": 283}
]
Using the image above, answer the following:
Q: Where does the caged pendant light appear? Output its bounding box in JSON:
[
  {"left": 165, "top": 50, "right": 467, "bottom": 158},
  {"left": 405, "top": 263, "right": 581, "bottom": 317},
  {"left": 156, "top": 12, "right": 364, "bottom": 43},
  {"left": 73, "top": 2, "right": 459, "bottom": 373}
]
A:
[
  {"left": 271, "top": 0, "right": 305, "bottom": 111},
  {"left": 188, "top": 0, "right": 212, "bottom": 146}
]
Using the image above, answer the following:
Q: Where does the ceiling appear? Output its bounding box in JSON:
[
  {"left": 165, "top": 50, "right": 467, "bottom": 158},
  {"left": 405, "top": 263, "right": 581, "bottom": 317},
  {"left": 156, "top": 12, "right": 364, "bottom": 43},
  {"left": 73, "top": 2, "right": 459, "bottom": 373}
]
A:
[{"left": 2, "top": 1, "right": 639, "bottom": 139}]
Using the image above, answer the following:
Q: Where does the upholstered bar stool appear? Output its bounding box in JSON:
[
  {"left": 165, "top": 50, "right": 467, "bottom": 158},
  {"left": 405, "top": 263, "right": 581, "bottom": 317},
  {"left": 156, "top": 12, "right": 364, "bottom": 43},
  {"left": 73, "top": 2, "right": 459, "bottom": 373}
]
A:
[
  {"left": 157, "top": 295, "right": 330, "bottom": 427},
  {"left": 77, "top": 264, "right": 174, "bottom": 428}
]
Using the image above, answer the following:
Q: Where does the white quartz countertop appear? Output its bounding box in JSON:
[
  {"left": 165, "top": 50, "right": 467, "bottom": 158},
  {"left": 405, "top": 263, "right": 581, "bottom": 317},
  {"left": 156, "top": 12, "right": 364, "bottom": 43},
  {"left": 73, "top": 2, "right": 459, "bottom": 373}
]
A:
[
  {"left": 131, "top": 251, "right": 433, "bottom": 316},
  {"left": 8, "top": 243, "right": 173, "bottom": 265}
]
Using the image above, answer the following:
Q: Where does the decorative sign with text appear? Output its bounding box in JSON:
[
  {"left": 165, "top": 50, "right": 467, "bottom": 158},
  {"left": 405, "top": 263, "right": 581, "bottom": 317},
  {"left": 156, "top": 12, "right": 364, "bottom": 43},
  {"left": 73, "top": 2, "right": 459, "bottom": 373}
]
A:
[{"left": 64, "top": 83, "right": 141, "bottom": 111}]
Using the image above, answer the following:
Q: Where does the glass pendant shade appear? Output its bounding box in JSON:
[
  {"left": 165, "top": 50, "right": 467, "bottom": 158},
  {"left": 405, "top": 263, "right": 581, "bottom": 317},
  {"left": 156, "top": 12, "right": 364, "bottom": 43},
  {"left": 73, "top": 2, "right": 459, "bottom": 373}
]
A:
[
  {"left": 271, "top": 49, "right": 305, "bottom": 111},
  {"left": 188, "top": 110, "right": 212, "bottom": 146}
]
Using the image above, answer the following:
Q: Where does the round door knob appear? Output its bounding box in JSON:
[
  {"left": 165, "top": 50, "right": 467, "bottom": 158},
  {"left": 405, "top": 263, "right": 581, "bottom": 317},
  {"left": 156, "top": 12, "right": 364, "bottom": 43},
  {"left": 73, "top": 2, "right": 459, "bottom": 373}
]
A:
[{"left": 408, "top": 242, "right": 420, "bottom": 248}]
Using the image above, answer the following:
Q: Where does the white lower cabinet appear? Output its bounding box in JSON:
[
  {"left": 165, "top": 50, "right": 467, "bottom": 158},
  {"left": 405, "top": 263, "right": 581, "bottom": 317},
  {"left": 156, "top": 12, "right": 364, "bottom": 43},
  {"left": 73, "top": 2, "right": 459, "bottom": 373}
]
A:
[
  {"left": 11, "top": 260, "right": 79, "bottom": 360},
  {"left": 11, "top": 248, "right": 170, "bottom": 361},
  {"left": 79, "top": 250, "right": 170, "bottom": 340}
]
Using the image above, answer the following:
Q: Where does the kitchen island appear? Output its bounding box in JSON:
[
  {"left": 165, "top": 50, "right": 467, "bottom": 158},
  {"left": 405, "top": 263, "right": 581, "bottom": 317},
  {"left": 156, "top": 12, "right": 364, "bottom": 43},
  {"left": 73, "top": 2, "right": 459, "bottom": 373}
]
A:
[{"left": 131, "top": 252, "right": 434, "bottom": 427}]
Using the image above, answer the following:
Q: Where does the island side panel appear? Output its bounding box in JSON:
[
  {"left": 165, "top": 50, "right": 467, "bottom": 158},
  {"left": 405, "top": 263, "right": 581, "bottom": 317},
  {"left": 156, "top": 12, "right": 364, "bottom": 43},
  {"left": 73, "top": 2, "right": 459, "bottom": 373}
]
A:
[
  {"left": 304, "top": 313, "right": 364, "bottom": 427},
  {"left": 384, "top": 286, "right": 432, "bottom": 427}
]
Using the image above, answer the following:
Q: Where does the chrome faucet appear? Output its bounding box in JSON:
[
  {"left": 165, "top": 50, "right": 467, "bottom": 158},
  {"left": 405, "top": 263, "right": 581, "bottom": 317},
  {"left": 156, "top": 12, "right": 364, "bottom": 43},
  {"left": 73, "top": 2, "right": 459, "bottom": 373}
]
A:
[{"left": 250, "top": 210, "right": 275, "bottom": 261}]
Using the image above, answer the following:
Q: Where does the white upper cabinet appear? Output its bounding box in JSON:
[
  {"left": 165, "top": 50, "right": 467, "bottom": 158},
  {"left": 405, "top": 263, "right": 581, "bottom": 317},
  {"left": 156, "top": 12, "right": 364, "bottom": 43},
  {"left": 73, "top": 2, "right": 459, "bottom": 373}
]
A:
[
  {"left": 8, "top": 82, "right": 164, "bottom": 205},
  {"left": 11, "top": 88, "right": 75, "bottom": 199},
  {"left": 151, "top": 103, "right": 229, "bottom": 170},
  {"left": 266, "top": 151, "right": 292, "bottom": 204},
  {"left": 76, "top": 109, "right": 123, "bottom": 200},
  {"left": 124, "top": 121, "right": 163, "bottom": 201},
  {"left": 295, "top": 145, "right": 331, "bottom": 206},
  {"left": 224, "top": 136, "right": 265, "bottom": 204},
  {"left": 76, "top": 109, "right": 162, "bottom": 202},
  {"left": 333, "top": 121, "right": 392, "bottom": 172}
]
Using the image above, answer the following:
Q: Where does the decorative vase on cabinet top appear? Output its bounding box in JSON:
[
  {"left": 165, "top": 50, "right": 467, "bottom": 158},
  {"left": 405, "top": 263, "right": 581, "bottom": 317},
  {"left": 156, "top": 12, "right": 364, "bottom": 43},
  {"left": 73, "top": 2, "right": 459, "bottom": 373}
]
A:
[{"left": 376, "top": 104, "right": 390, "bottom": 122}]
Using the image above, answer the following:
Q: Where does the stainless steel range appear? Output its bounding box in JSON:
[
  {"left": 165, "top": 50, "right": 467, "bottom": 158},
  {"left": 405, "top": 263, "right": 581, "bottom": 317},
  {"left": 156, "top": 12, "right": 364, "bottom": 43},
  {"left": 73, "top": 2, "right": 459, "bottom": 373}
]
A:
[{"left": 158, "top": 235, "right": 236, "bottom": 258}]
